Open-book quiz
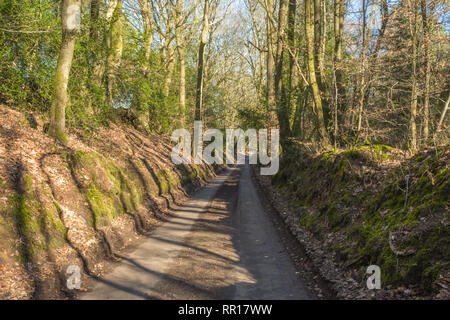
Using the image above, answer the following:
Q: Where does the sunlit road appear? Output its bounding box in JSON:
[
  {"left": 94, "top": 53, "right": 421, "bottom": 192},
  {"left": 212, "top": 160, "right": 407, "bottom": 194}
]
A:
[{"left": 80, "top": 164, "right": 312, "bottom": 300}]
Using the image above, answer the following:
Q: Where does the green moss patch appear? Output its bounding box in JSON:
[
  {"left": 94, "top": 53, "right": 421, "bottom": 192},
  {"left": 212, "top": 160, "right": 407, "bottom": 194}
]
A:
[
  {"left": 6, "top": 175, "right": 67, "bottom": 263},
  {"left": 274, "top": 142, "right": 449, "bottom": 291},
  {"left": 70, "top": 151, "right": 145, "bottom": 228}
]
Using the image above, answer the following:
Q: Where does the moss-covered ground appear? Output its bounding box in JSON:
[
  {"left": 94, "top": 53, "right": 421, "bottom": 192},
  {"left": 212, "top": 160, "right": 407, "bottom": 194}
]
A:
[{"left": 273, "top": 142, "right": 449, "bottom": 292}]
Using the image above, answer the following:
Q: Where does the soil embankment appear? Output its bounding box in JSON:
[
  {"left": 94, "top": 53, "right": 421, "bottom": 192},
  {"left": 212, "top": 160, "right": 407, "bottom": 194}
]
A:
[
  {"left": 255, "top": 142, "right": 449, "bottom": 299},
  {"left": 0, "top": 106, "right": 220, "bottom": 299}
]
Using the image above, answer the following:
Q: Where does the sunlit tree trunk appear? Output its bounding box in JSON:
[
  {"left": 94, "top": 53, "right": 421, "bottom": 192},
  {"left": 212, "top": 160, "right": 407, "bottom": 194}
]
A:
[
  {"left": 333, "top": 0, "right": 345, "bottom": 126},
  {"left": 90, "top": 0, "right": 102, "bottom": 84},
  {"left": 49, "top": 0, "right": 81, "bottom": 142},
  {"left": 435, "top": 93, "right": 450, "bottom": 136},
  {"left": 87, "top": 0, "right": 102, "bottom": 115},
  {"left": 162, "top": 4, "right": 176, "bottom": 98},
  {"left": 274, "top": 0, "right": 290, "bottom": 138},
  {"left": 314, "top": 0, "right": 330, "bottom": 129},
  {"left": 306, "top": 0, "right": 329, "bottom": 147},
  {"left": 265, "top": 0, "right": 276, "bottom": 125},
  {"left": 287, "top": 0, "right": 298, "bottom": 131},
  {"left": 258, "top": 43, "right": 265, "bottom": 98},
  {"left": 274, "top": 0, "right": 288, "bottom": 101},
  {"left": 176, "top": 0, "right": 186, "bottom": 123},
  {"left": 409, "top": 0, "right": 418, "bottom": 151},
  {"left": 163, "top": 44, "right": 175, "bottom": 97},
  {"left": 195, "top": 0, "right": 209, "bottom": 121},
  {"left": 106, "top": 0, "right": 123, "bottom": 106},
  {"left": 356, "top": 0, "right": 371, "bottom": 135},
  {"left": 105, "top": 0, "right": 118, "bottom": 48},
  {"left": 314, "top": 0, "right": 324, "bottom": 88},
  {"left": 320, "top": 0, "right": 326, "bottom": 78},
  {"left": 178, "top": 44, "right": 186, "bottom": 114},
  {"left": 140, "top": 0, "right": 154, "bottom": 63},
  {"left": 421, "top": 0, "right": 430, "bottom": 142}
]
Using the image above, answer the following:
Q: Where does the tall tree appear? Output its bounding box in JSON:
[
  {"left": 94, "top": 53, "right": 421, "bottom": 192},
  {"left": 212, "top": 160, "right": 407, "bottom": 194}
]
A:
[
  {"left": 420, "top": 0, "right": 431, "bottom": 142},
  {"left": 162, "top": 9, "right": 176, "bottom": 97},
  {"left": 175, "top": 0, "right": 186, "bottom": 122},
  {"left": 195, "top": 0, "right": 210, "bottom": 121},
  {"left": 333, "top": 0, "right": 345, "bottom": 127},
  {"left": 274, "top": 0, "right": 290, "bottom": 138},
  {"left": 356, "top": 0, "right": 375, "bottom": 136},
  {"left": 409, "top": 0, "right": 419, "bottom": 151},
  {"left": 48, "top": 0, "right": 81, "bottom": 142},
  {"left": 140, "top": 0, "right": 154, "bottom": 63},
  {"left": 265, "top": 0, "right": 276, "bottom": 125},
  {"left": 306, "top": 0, "right": 329, "bottom": 147},
  {"left": 286, "top": 0, "right": 298, "bottom": 130},
  {"left": 90, "top": 0, "right": 102, "bottom": 84},
  {"left": 106, "top": 0, "right": 123, "bottom": 106},
  {"left": 314, "top": 0, "right": 325, "bottom": 88}
]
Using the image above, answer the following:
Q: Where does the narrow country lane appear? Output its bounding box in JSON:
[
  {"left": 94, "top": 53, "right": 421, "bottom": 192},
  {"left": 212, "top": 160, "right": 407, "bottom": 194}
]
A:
[{"left": 80, "top": 164, "right": 313, "bottom": 300}]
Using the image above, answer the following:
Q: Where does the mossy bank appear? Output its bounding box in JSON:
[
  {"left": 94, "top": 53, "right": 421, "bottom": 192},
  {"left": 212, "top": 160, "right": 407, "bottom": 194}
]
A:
[
  {"left": 270, "top": 141, "right": 449, "bottom": 298},
  {"left": 0, "top": 106, "right": 221, "bottom": 299}
]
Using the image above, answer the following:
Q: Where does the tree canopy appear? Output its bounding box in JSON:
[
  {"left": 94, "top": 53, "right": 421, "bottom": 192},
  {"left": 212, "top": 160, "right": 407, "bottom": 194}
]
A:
[{"left": 0, "top": 0, "right": 448, "bottom": 150}]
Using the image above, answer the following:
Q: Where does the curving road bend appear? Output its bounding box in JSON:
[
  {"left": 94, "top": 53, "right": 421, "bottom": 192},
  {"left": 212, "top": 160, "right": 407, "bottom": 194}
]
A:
[{"left": 80, "top": 164, "right": 313, "bottom": 300}]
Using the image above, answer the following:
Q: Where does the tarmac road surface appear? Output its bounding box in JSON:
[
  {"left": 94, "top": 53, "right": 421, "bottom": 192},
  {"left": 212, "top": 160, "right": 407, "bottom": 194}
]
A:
[{"left": 80, "top": 164, "right": 312, "bottom": 300}]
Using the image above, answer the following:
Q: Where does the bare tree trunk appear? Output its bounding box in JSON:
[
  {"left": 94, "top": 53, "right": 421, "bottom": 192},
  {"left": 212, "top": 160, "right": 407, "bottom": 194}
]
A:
[
  {"left": 106, "top": 0, "right": 123, "bottom": 106},
  {"left": 274, "top": 0, "right": 288, "bottom": 103},
  {"left": 274, "top": 0, "right": 290, "bottom": 138},
  {"left": 140, "top": 0, "right": 154, "bottom": 63},
  {"left": 356, "top": 0, "right": 379, "bottom": 138},
  {"left": 409, "top": 0, "right": 419, "bottom": 151},
  {"left": 90, "top": 0, "right": 102, "bottom": 86},
  {"left": 314, "top": 0, "right": 330, "bottom": 130},
  {"left": 306, "top": 0, "right": 329, "bottom": 147},
  {"left": 90, "top": 0, "right": 100, "bottom": 41},
  {"left": 435, "top": 93, "right": 450, "bottom": 135},
  {"left": 334, "top": 0, "right": 345, "bottom": 126},
  {"left": 195, "top": 0, "right": 209, "bottom": 121},
  {"left": 258, "top": 42, "right": 265, "bottom": 98},
  {"left": 314, "top": 0, "right": 324, "bottom": 88},
  {"left": 84, "top": 0, "right": 102, "bottom": 115},
  {"left": 163, "top": 44, "right": 175, "bottom": 96},
  {"left": 105, "top": 0, "right": 118, "bottom": 48},
  {"left": 162, "top": 4, "right": 176, "bottom": 98},
  {"left": 179, "top": 45, "right": 186, "bottom": 116},
  {"left": 287, "top": 0, "right": 298, "bottom": 130},
  {"left": 176, "top": 0, "right": 186, "bottom": 123},
  {"left": 421, "top": 0, "right": 430, "bottom": 142},
  {"left": 49, "top": 0, "right": 81, "bottom": 142},
  {"left": 266, "top": 0, "right": 276, "bottom": 125},
  {"left": 320, "top": 0, "right": 326, "bottom": 77},
  {"left": 356, "top": 0, "right": 368, "bottom": 135}
]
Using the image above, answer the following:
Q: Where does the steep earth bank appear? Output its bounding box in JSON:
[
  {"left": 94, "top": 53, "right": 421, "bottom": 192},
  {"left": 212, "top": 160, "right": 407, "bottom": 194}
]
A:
[
  {"left": 255, "top": 141, "right": 449, "bottom": 299},
  {"left": 0, "top": 106, "right": 220, "bottom": 299}
]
